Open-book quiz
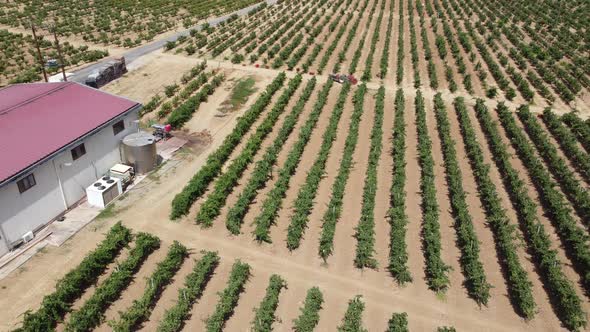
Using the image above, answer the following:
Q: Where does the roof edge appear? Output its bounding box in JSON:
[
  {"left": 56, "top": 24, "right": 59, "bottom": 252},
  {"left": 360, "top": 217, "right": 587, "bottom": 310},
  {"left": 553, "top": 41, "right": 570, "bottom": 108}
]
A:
[
  {"left": 0, "top": 82, "right": 72, "bottom": 115},
  {"left": 0, "top": 103, "right": 142, "bottom": 188}
]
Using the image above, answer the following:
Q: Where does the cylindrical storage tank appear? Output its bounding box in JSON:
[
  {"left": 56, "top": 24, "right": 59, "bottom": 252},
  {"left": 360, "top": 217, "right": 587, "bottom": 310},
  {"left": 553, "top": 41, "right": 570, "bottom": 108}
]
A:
[{"left": 122, "top": 132, "right": 157, "bottom": 173}]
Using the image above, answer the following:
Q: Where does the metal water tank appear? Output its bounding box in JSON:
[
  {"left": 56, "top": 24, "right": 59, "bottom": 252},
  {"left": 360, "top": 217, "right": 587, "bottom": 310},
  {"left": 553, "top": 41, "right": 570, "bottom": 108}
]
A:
[{"left": 122, "top": 132, "right": 157, "bottom": 173}]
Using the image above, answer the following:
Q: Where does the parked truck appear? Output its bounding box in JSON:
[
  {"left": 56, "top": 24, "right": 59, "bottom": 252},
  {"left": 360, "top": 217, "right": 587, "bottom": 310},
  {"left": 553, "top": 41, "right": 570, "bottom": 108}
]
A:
[{"left": 85, "top": 57, "right": 127, "bottom": 88}]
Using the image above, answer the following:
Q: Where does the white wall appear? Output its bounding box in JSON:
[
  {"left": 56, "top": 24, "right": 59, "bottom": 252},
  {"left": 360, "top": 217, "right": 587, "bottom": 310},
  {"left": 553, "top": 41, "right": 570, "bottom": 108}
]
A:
[
  {"left": 0, "top": 110, "right": 138, "bottom": 252},
  {"left": 53, "top": 112, "right": 138, "bottom": 206},
  {"left": 0, "top": 161, "right": 64, "bottom": 246}
]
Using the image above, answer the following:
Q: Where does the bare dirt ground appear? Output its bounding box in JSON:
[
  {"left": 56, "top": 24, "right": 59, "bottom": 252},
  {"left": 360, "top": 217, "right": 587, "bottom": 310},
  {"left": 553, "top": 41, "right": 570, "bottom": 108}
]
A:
[
  {"left": 102, "top": 51, "right": 201, "bottom": 104},
  {"left": 2, "top": 0, "right": 590, "bottom": 330},
  {"left": 3, "top": 59, "right": 589, "bottom": 331}
]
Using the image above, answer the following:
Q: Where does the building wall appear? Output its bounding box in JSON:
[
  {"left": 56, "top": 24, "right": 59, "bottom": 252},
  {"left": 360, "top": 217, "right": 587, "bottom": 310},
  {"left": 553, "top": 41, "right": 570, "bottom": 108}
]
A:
[
  {"left": 53, "top": 112, "right": 138, "bottom": 207},
  {"left": 0, "top": 110, "right": 138, "bottom": 254}
]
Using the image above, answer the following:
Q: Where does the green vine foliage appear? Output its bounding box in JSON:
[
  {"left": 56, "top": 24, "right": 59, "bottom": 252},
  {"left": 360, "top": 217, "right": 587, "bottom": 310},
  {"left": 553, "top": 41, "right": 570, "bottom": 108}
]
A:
[
  {"left": 196, "top": 74, "right": 304, "bottom": 228},
  {"left": 292, "top": 287, "right": 324, "bottom": 332},
  {"left": 337, "top": 295, "right": 367, "bottom": 332},
  {"left": 388, "top": 89, "right": 412, "bottom": 284},
  {"left": 286, "top": 83, "right": 351, "bottom": 250},
  {"left": 318, "top": 84, "right": 367, "bottom": 261},
  {"left": 251, "top": 275, "right": 287, "bottom": 332},
  {"left": 205, "top": 260, "right": 251, "bottom": 332},
  {"left": 386, "top": 312, "right": 409, "bottom": 332},
  {"left": 17, "top": 222, "right": 132, "bottom": 332},
  {"left": 433, "top": 93, "right": 490, "bottom": 305},
  {"left": 110, "top": 241, "right": 188, "bottom": 332},
  {"left": 170, "top": 73, "right": 286, "bottom": 219},
  {"left": 415, "top": 91, "right": 450, "bottom": 292},
  {"left": 541, "top": 109, "right": 590, "bottom": 185},
  {"left": 64, "top": 233, "right": 161, "bottom": 332},
  {"left": 354, "top": 86, "right": 385, "bottom": 269},
  {"left": 456, "top": 98, "right": 534, "bottom": 318},
  {"left": 476, "top": 102, "right": 586, "bottom": 331},
  {"left": 157, "top": 251, "right": 220, "bottom": 332},
  {"left": 232, "top": 80, "right": 331, "bottom": 237},
  {"left": 501, "top": 105, "right": 590, "bottom": 293}
]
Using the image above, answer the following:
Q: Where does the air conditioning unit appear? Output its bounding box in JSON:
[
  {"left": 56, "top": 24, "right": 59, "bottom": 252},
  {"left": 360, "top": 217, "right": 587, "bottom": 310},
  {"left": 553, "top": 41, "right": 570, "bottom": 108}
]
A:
[
  {"left": 86, "top": 176, "right": 123, "bottom": 208},
  {"left": 22, "top": 231, "right": 34, "bottom": 243}
]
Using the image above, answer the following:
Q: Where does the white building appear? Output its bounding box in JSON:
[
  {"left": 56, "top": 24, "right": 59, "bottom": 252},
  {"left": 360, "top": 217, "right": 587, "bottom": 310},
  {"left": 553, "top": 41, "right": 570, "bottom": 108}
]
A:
[{"left": 0, "top": 82, "right": 141, "bottom": 256}]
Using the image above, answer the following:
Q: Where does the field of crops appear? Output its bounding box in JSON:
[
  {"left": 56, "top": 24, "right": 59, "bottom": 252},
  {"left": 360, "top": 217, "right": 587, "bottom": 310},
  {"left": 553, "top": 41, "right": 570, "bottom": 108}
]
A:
[
  {"left": 164, "top": 71, "right": 590, "bottom": 331},
  {"left": 172, "top": 0, "right": 590, "bottom": 110},
  {"left": 3, "top": 0, "right": 590, "bottom": 330},
  {"left": 0, "top": 29, "right": 108, "bottom": 86},
  {"left": 0, "top": 0, "right": 260, "bottom": 48}
]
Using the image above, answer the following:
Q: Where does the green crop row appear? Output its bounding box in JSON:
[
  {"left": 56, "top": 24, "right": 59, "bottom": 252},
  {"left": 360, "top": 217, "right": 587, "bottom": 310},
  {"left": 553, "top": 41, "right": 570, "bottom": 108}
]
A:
[
  {"left": 541, "top": 109, "right": 590, "bottom": 184},
  {"left": 388, "top": 89, "right": 412, "bottom": 284},
  {"left": 167, "top": 73, "right": 225, "bottom": 128},
  {"left": 354, "top": 86, "right": 385, "bottom": 269},
  {"left": 195, "top": 74, "right": 303, "bottom": 227},
  {"left": 500, "top": 105, "right": 590, "bottom": 293},
  {"left": 407, "top": 0, "right": 421, "bottom": 88},
  {"left": 395, "top": 0, "right": 405, "bottom": 84},
  {"left": 246, "top": 80, "right": 333, "bottom": 240},
  {"left": 110, "top": 241, "right": 188, "bottom": 332},
  {"left": 386, "top": 312, "right": 409, "bottom": 332},
  {"left": 159, "top": 72, "right": 209, "bottom": 119},
  {"left": 292, "top": 287, "right": 324, "bottom": 332},
  {"left": 476, "top": 102, "right": 585, "bottom": 331},
  {"left": 415, "top": 91, "right": 450, "bottom": 292},
  {"left": 157, "top": 251, "right": 220, "bottom": 332},
  {"left": 518, "top": 107, "right": 590, "bottom": 226},
  {"left": 244, "top": 77, "right": 315, "bottom": 240},
  {"left": 361, "top": 0, "right": 385, "bottom": 81},
  {"left": 226, "top": 77, "right": 319, "bottom": 234},
  {"left": 205, "top": 260, "right": 251, "bottom": 332},
  {"left": 456, "top": 98, "right": 535, "bottom": 318},
  {"left": 64, "top": 233, "right": 161, "bottom": 332},
  {"left": 433, "top": 94, "right": 490, "bottom": 304},
  {"left": 379, "top": 0, "right": 394, "bottom": 79},
  {"left": 561, "top": 112, "right": 590, "bottom": 154},
  {"left": 332, "top": 0, "right": 368, "bottom": 74},
  {"left": 348, "top": 0, "right": 379, "bottom": 74},
  {"left": 17, "top": 222, "right": 132, "bottom": 332},
  {"left": 337, "top": 295, "right": 367, "bottom": 332},
  {"left": 288, "top": 0, "right": 344, "bottom": 71},
  {"left": 286, "top": 83, "right": 351, "bottom": 250},
  {"left": 317, "top": 21, "right": 348, "bottom": 74},
  {"left": 318, "top": 84, "right": 367, "bottom": 261},
  {"left": 251, "top": 275, "right": 287, "bottom": 331},
  {"left": 170, "top": 72, "right": 286, "bottom": 219},
  {"left": 416, "top": 3, "right": 438, "bottom": 90}
]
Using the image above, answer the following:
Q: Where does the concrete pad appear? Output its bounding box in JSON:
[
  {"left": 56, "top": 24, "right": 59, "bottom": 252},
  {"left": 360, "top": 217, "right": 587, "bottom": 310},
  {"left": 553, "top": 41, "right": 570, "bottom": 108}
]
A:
[{"left": 157, "top": 137, "right": 188, "bottom": 160}]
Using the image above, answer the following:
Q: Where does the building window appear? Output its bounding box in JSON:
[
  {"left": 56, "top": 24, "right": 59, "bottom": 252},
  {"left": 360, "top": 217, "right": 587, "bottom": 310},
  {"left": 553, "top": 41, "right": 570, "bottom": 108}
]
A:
[
  {"left": 17, "top": 173, "right": 36, "bottom": 193},
  {"left": 113, "top": 120, "right": 125, "bottom": 136},
  {"left": 71, "top": 143, "right": 86, "bottom": 161}
]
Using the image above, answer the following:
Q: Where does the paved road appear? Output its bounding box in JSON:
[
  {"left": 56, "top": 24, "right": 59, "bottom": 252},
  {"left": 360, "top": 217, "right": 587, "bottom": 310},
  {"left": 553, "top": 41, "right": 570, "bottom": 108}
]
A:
[{"left": 71, "top": 0, "right": 277, "bottom": 83}]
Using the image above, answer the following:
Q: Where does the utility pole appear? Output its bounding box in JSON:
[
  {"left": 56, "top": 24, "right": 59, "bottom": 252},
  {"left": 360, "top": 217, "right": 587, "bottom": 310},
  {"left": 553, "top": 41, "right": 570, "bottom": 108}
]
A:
[
  {"left": 30, "top": 22, "right": 48, "bottom": 82},
  {"left": 50, "top": 21, "right": 67, "bottom": 82}
]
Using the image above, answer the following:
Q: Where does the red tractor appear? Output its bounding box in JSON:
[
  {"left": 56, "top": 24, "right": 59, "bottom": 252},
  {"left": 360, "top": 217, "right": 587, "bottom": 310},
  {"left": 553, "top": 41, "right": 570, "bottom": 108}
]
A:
[{"left": 329, "top": 73, "right": 358, "bottom": 85}]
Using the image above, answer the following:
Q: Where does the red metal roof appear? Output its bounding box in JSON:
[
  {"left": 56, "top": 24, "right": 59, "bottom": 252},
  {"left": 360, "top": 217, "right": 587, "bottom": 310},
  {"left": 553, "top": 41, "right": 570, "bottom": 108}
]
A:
[{"left": 0, "top": 82, "right": 139, "bottom": 185}]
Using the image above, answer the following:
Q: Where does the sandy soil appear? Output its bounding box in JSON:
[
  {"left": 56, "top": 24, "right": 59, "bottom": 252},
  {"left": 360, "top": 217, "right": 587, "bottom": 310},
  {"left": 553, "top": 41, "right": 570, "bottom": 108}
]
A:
[
  {"left": 379, "top": 0, "right": 397, "bottom": 83},
  {"left": 483, "top": 101, "right": 590, "bottom": 320},
  {"left": 286, "top": 0, "right": 351, "bottom": 73},
  {"left": 420, "top": 13, "right": 450, "bottom": 92},
  {"left": 330, "top": 0, "right": 376, "bottom": 75},
  {"left": 3, "top": 0, "right": 590, "bottom": 330},
  {"left": 102, "top": 52, "right": 201, "bottom": 104},
  {"left": 4, "top": 80, "right": 590, "bottom": 332},
  {"left": 350, "top": 0, "right": 382, "bottom": 79}
]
